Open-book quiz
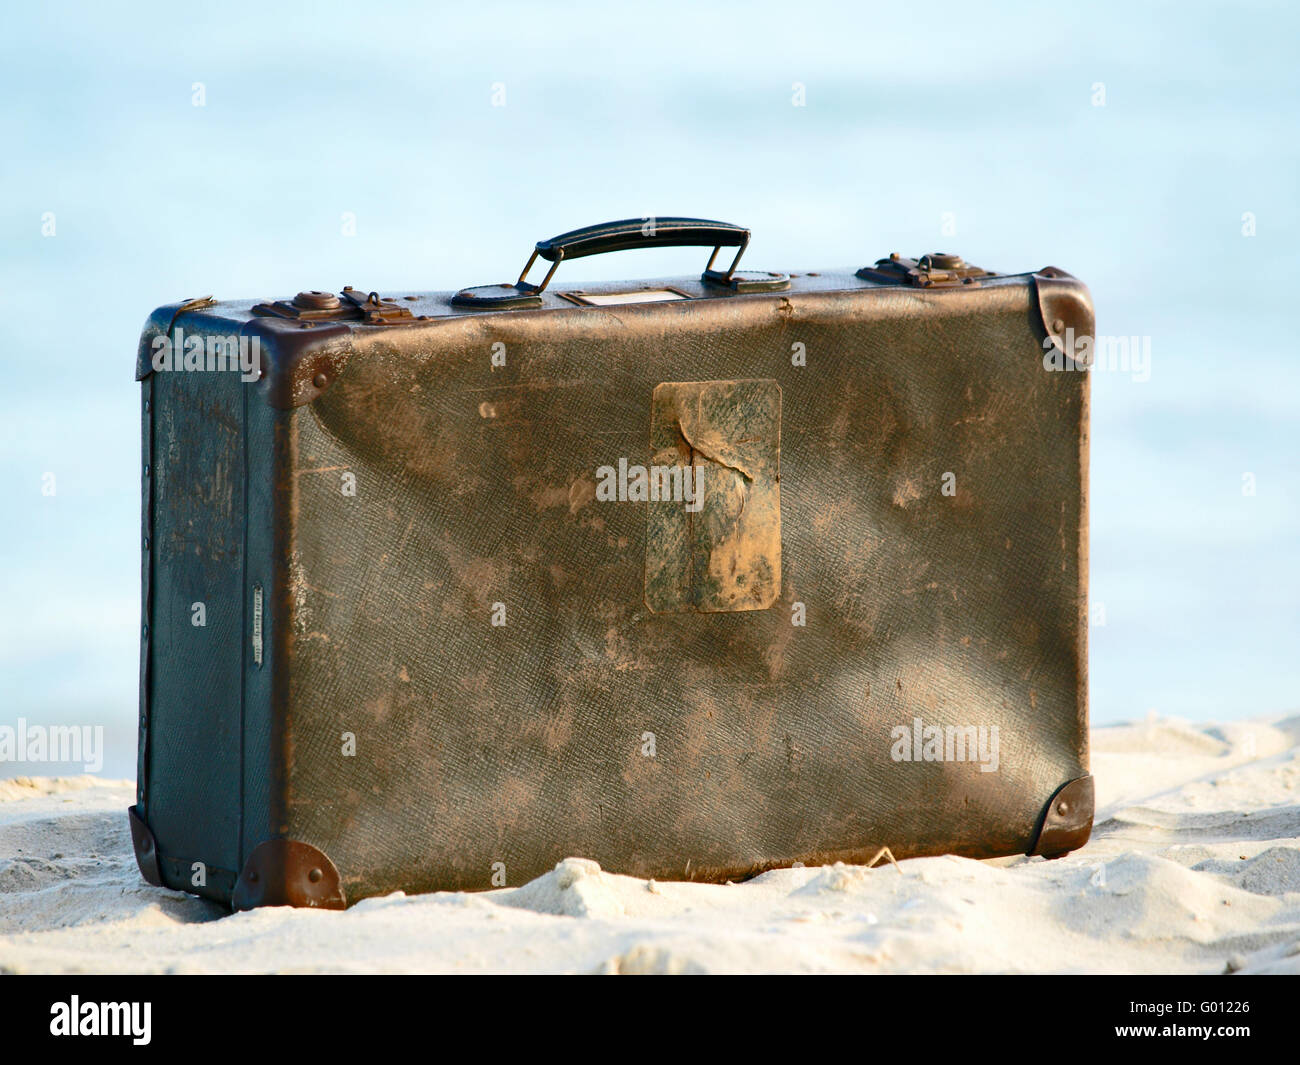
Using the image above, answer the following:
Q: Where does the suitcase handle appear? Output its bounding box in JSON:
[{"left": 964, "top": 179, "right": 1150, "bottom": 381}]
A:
[{"left": 516, "top": 217, "right": 751, "bottom": 293}]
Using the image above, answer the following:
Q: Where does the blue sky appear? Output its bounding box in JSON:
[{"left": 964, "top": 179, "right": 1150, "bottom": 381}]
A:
[{"left": 2, "top": 1, "right": 1297, "bottom": 776}]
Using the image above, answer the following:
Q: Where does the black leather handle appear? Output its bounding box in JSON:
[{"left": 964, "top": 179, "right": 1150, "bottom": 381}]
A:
[
  {"left": 518, "top": 217, "right": 751, "bottom": 292},
  {"left": 535, "top": 217, "right": 748, "bottom": 262}
]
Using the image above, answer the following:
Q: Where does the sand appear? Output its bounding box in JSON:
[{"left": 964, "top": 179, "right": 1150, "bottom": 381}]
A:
[{"left": 2, "top": 714, "right": 1298, "bottom": 974}]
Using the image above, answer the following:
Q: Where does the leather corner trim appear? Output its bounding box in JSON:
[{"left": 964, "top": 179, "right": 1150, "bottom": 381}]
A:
[
  {"left": 134, "top": 297, "right": 217, "bottom": 381},
  {"left": 1033, "top": 267, "right": 1095, "bottom": 363},
  {"left": 1029, "top": 775, "right": 1095, "bottom": 859},
  {"left": 128, "top": 804, "right": 164, "bottom": 886},
  {"left": 232, "top": 839, "right": 347, "bottom": 911},
  {"left": 241, "top": 317, "right": 355, "bottom": 409}
]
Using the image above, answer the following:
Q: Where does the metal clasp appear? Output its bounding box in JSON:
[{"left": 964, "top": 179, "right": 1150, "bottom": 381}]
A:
[{"left": 857, "top": 252, "right": 993, "bottom": 289}]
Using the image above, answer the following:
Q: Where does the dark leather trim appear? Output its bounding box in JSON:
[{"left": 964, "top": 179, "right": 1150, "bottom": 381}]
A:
[
  {"left": 1033, "top": 267, "right": 1095, "bottom": 363},
  {"left": 134, "top": 297, "right": 217, "bottom": 380},
  {"left": 137, "top": 378, "right": 152, "bottom": 810},
  {"left": 128, "top": 805, "right": 164, "bottom": 886},
  {"left": 136, "top": 301, "right": 356, "bottom": 410},
  {"left": 159, "top": 856, "right": 238, "bottom": 901},
  {"left": 242, "top": 317, "right": 356, "bottom": 410},
  {"left": 1029, "top": 775, "right": 1095, "bottom": 858},
  {"left": 232, "top": 839, "right": 347, "bottom": 911}
]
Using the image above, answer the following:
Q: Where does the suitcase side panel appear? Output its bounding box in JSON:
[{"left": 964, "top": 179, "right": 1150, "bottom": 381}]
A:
[
  {"left": 140, "top": 330, "right": 248, "bottom": 899},
  {"left": 272, "top": 279, "right": 1088, "bottom": 898}
]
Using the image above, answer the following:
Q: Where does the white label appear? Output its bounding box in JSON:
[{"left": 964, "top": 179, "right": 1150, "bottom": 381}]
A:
[
  {"left": 252, "top": 584, "right": 263, "bottom": 667},
  {"left": 572, "top": 289, "right": 689, "bottom": 306}
]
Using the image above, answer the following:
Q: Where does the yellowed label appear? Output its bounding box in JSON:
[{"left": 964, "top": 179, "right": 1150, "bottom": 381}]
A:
[{"left": 645, "top": 379, "right": 781, "bottom": 613}]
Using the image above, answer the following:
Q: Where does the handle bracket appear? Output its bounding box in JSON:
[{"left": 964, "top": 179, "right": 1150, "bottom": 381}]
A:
[{"left": 452, "top": 217, "right": 759, "bottom": 308}]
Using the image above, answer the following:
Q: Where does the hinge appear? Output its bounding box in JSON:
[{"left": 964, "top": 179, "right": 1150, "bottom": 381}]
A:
[{"left": 857, "top": 252, "right": 994, "bottom": 289}]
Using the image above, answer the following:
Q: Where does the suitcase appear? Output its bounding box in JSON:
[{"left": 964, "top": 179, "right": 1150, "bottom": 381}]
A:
[{"left": 130, "top": 217, "right": 1095, "bottom": 910}]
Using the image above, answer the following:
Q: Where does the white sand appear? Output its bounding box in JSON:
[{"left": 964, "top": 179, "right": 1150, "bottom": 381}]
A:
[{"left": 2, "top": 714, "right": 1298, "bottom": 974}]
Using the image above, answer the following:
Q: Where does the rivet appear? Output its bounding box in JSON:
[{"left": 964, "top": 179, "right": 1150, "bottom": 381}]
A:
[
  {"left": 308, "top": 867, "right": 323, "bottom": 883},
  {"left": 248, "top": 871, "right": 259, "bottom": 883},
  {"left": 1056, "top": 801, "right": 1069, "bottom": 816},
  {"left": 142, "top": 624, "right": 149, "bottom": 637},
  {"left": 313, "top": 373, "right": 328, "bottom": 389},
  {"left": 143, "top": 537, "right": 150, "bottom": 550},
  {"left": 144, "top": 400, "right": 151, "bottom": 413},
  {"left": 143, "top": 465, "right": 150, "bottom": 477}
]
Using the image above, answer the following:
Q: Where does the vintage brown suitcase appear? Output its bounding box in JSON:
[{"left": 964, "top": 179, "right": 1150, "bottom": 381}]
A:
[{"left": 131, "top": 217, "right": 1094, "bottom": 909}]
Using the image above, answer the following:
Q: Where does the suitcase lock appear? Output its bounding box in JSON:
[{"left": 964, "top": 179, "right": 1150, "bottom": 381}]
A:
[
  {"left": 857, "top": 252, "right": 993, "bottom": 288},
  {"left": 251, "top": 287, "right": 423, "bottom": 324}
]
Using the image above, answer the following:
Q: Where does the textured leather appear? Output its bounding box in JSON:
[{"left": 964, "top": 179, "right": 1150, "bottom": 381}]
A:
[
  {"left": 140, "top": 268, "right": 1091, "bottom": 905},
  {"left": 282, "top": 278, "right": 1089, "bottom": 899}
]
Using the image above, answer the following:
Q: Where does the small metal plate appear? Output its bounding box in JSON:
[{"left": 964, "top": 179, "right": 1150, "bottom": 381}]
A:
[
  {"left": 701, "top": 269, "right": 790, "bottom": 293},
  {"left": 562, "top": 287, "right": 691, "bottom": 307},
  {"left": 450, "top": 283, "right": 544, "bottom": 309}
]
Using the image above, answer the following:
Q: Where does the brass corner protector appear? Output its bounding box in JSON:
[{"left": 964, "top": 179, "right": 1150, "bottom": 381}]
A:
[
  {"left": 1029, "top": 774, "right": 1095, "bottom": 859},
  {"left": 128, "top": 804, "right": 164, "bottom": 887},
  {"left": 232, "top": 838, "right": 347, "bottom": 911},
  {"left": 1033, "top": 267, "right": 1095, "bottom": 362}
]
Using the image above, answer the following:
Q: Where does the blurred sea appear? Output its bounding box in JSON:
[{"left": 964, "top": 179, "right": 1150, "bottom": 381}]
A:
[{"left": 1, "top": 1, "right": 1296, "bottom": 776}]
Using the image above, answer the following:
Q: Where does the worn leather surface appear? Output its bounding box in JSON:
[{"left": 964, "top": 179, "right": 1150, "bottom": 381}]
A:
[
  {"left": 144, "top": 362, "right": 245, "bottom": 897},
  {"left": 256, "top": 277, "right": 1091, "bottom": 899}
]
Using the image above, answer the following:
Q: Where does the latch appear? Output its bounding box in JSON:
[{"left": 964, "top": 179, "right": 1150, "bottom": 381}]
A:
[
  {"left": 856, "top": 253, "right": 994, "bottom": 289},
  {"left": 252, "top": 287, "right": 421, "bottom": 324}
]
